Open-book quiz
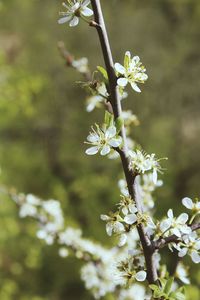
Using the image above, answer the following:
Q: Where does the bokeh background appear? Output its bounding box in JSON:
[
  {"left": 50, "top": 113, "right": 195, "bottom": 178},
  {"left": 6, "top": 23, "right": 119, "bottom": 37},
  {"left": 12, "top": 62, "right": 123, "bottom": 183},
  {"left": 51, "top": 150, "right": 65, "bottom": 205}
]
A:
[{"left": 0, "top": 0, "right": 200, "bottom": 299}]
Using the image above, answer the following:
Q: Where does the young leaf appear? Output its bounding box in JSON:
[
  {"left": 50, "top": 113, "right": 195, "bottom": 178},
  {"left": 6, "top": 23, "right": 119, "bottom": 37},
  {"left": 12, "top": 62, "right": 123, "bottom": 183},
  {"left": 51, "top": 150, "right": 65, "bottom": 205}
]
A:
[
  {"left": 97, "top": 66, "right": 108, "bottom": 81},
  {"left": 115, "top": 116, "right": 124, "bottom": 133},
  {"left": 104, "top": 111, "right": 113, "bottom": 127},
  {"left": 164, "top": 277, "right": 174, "bottom": 295}
]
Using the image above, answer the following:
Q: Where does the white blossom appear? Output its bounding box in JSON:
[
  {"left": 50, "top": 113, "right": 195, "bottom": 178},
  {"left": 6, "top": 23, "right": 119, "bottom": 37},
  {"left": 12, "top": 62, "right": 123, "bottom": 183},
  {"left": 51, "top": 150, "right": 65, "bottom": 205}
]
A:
[
  {"left": 129, "top": 150, "right": 161, "bottom": 183},
  {"left": 118, "top": 284, "right": 147, "bottom": 300},
  {"left": 100, "top": 213, "right": 124, "bottom": 236},
  {"left": 58, "top": 247, "right": 69, "bottom": 257},
  {"left": 176, "top": 263, "right": 190, "bottom": 284},
  {"left": 85, "top": 124, "right": 122, "bottom": 156},
  {"left": 58, "top": 1, "right": 93, "bottom": 27},
  {"left": 114, "top": 51, "right": 148, "bottom": 93},
  {"left": 72, "top": 57, "right": 89, "bottom": 73},
  {"left": 160, "top": 209, "right": 191, "bottom": 238},
  {"left": 175, "top": 232, "right": 200, "bottom": 263},
  {"left": 182, "top": 197, "right": 200, "bottom": 213}
]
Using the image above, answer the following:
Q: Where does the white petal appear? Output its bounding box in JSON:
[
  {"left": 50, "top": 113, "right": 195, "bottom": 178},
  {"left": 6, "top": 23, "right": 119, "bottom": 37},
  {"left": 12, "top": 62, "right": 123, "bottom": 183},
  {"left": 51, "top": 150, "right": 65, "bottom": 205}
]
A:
[
  {"left": 85, "top": 146, "right": 99, "bottom": 155},
  {"left": 152, "top": 169, "right": 157, "bottom": 184},
  {"left": 135, "top": 271, "right": 146, "bottom": 282},
  {"left": 114, "top": 222, "right": 124, "bottom": 233},
  {"left": 69, "top": 16, "right": 79, "bottom": 27},
  {"left": 109, "top": 137, "right": 122, "bottom": 148},
  {"left": 167, "top": 209, "right": 174, "bottom": 219},
  {"left": 178, "top": 248, "right": 188, "bottom": 257},
  {"left": 58, "top": 16, "right": 72, "bottom": 24},
  {"left": 130, "top": 82, "right": 141, "bottom": 93},
  {"left": 177, "top": 213, "right": 188, "bottom": 224},
  {"left": 100, "top": 214, "right": 110, "bottom": 221},
  {"left": 160, "top": 219, "right": 171, "bottom": 232},
  {"left": 182, "top": 197, "right": 193, "bottom": 210},
  {"left": 100, "top": 145, "right": 110, "bottom": 156},
  {"left": 81, "top": 7, "right": 93, "bottom": 17},
  {"left": 106, "top": 223, "right": 113, "bottom": 236},
  {"left": 117, "top": 78, "right": 128, "bottom": 87},
  {"left": 172, "top": 228, "right": 181, "bottom": 237},
  {"left": 105, "top": 126, "right": 116, "bottom": 139},
  {"left": 180, "top": 225, "right": 191, "bottom": 234},
  {"left": 122, "top": 207, "right": 128, "bottom": 215},
  {"left": 191, "top": 251, "right": 200, "bottom": 263},
  {"left": 118, "top": 234, "right": 127, "bottom": 247},
  {"left": 114, "top": 63, "right": 126, "bottom": 74},
  {"left": 129, "top": 204, "right": 137, "bottom": 213},
  {"left": 124, "top": 214, "right": 137, "bottom": 225},
  {"left": 87, "top": 133, "right": 99, "bottom": 143}
]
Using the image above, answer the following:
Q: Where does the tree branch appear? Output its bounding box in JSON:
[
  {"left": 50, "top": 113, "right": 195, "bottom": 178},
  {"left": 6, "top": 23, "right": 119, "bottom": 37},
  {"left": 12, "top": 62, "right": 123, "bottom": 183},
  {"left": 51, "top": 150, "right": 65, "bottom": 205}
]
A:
[
  {"left": 153, "top": 222, "right": 200, "bottom": 250},
  {"left": 90, "top": 0, "right": 158, "bottom": 284}
]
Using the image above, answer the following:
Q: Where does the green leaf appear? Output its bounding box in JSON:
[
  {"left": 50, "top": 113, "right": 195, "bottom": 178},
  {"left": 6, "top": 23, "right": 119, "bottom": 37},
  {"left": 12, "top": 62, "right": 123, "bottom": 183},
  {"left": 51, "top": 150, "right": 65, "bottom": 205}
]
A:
[
  {"left": 115, "top": 116, "right": 124, "bottom": 133},
  {"left": 124, "top": 52, "right": 130, "bottom": 70},
  {"left": 104, "top": 111, "right": 113, "bottom": 127},
  {"left": 97, "top": 66, "right": 108, "bottom": 80},
  {"left": 164, "top": 277, "right": 174, "bottom": 295}
]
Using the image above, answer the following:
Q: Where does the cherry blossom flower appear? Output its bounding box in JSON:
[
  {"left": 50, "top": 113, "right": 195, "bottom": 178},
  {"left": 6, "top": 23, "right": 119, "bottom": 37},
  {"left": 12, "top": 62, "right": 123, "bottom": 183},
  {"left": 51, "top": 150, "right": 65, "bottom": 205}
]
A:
[
  {"left": 58, "top": 1, "right": 93, "bottom": 27},
  {"left": 85, "top": 124, "right": 122, "bottom": 156},
  {"left": 182, "top": 197, "right": 200, "bottom": 213},
  {"left": 114, "top": 51, "right": 148, "bottom": 93},
  {"left": 100, "top": 212, "right": 124, "bottom": 236},
  {"left": 129, "top": 150, "right": 161, "bottom": 183},
  {"left": 175, "top": 232, "right": 200, "bottom": 263},
  {"left": 72, "top": 57, "right": 89, "bottom": 73},
  {"left": 160, "top": 209, "right": 191, "bottom": 238}
]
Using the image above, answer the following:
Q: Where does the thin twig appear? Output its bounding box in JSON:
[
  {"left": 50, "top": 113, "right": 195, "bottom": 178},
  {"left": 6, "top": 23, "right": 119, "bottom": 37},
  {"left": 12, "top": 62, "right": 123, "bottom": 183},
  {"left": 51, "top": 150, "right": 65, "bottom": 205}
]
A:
[
  {"left": 153, "top": 222, "right": 200, "bottom": 250},
  {"left": 90, "top": 0, "right": 157, "bottom": 284}
]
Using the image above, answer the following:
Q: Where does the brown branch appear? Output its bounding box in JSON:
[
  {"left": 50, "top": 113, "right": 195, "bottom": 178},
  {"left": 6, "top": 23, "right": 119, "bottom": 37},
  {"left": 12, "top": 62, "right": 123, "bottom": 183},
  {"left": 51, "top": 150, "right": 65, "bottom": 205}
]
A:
[
  {"left": 90, "top": 0, "right": 157, "bottom": 284},
  {"left": 153, "top": 222, "right": 200, "bottom": 250}
]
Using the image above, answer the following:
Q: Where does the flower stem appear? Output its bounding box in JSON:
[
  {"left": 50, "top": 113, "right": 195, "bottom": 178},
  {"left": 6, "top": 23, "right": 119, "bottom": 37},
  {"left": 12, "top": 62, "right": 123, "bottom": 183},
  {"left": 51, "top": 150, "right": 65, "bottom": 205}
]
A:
[{"left": 90, "top": 0, "right": 158, "bottom": 285}]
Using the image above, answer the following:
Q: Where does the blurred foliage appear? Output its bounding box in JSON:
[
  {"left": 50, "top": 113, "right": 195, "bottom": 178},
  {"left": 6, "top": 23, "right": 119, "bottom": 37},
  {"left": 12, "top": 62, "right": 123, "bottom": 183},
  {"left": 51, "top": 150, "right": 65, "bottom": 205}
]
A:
[{"left": 0, "top": 0, "right": 200, "bottom": 299}]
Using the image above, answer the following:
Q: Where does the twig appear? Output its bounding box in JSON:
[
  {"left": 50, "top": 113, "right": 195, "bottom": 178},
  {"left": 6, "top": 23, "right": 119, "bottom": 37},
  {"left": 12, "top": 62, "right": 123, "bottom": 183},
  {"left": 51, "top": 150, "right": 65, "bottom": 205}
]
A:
[
  {"left": 90, "top": 0, "right": 158, "bottom": 284},
  {"left": 153, "top": 222, "right": 200, "bottom": 250}
]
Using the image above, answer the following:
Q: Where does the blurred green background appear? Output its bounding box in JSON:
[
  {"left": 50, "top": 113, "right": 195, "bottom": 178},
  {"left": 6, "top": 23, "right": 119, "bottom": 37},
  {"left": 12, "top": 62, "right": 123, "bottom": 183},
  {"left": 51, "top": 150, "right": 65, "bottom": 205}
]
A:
[{"left": 0, "top": 0, "right": 200, "bottom": 299}]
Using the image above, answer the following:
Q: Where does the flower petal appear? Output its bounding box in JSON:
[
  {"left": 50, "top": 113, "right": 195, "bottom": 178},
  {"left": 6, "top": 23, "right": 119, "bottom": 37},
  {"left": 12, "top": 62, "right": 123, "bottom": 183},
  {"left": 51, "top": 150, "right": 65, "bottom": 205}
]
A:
[
  {"left": 124, "top": 213, "right": 137, "bottom": 225},
  {"left": 114, "top": 63, "right": 126, "bottom": 74},
  {"left": 85, "top": 146, "right": 99, "bottom": 155},
  {"left": 135, "top": 271, "right": 146, "bottom": 282},
  {"left": 118, "top": 233, "right": 127, "bottom": 247},
  {"left": 130, "top": 82, "right": 141, "bottom": 93},
  {"left": 117, "top": 78, "right": 128, "bottom": 87},
  {"left": 191, "top": 251, "right": 200, "bottom": 263},
  {"left": 177, "top": 213, "right": 188, "bottom": 224},
  {"left": 87, "top": 133, "right": 99, "bottom": 143},
  {"left": 109, "top": 137, "right": 122, "bottom": 148},
  {"left": 182, "top": 197, "right": 193, "bottom": 210},
  {"left": 58, "top": 16, "right": 72, "bottom": 24},
  {"left": 81, "top": 7, "right": 93, "bottom": 17},
  {"left": 105, "top": 126, "right": 116, "bottom": 139},
  {"left": 100, "top": 145, "right": 110, "bottom": 156},
  {"left": 69, "top": 16, "right": 79, "bottom": 27}
]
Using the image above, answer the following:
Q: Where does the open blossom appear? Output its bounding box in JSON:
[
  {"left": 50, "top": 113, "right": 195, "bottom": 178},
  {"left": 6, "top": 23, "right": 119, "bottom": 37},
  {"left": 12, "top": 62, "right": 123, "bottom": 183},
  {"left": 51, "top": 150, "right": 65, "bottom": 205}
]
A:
[
  {"left": 182, "top": 197, "right": 200, "bottom": 213},
  {"left": 72, "top": 57, "right": 89, "bottom": 73},
  {"left": 129, "top": 150, "right": 161, "bottom": 184},
  {"left": 58, "top": 1, "right": 93, "bottom": 27},
  {"left": 114, "top": 51, "right": 148, "bottom": 93},
  {"left": 118, "top": 195, "right": 137, "bottom": 216},
  {"left": 175, "top": 263, "right": 190, "bottom": 284},
  {"left": 85, "top": 124, "right": 122, "bottom": 156},
  {"left": 175, "top": 232, "right": 200, "bottom": 264},
  {"left": 160, "top": 209, "right": 191, "bottom": 238},
  {"left": 100, "top": 212, "right": 124, "bottom": 236},
  {"left": 86, "top": 83, "right": 108, "bottom": 112},
  {"left": 114, "top": 256, "right": 147, "bottom": 286}
]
